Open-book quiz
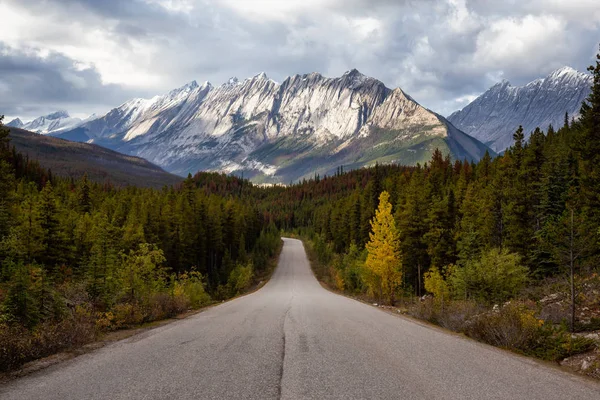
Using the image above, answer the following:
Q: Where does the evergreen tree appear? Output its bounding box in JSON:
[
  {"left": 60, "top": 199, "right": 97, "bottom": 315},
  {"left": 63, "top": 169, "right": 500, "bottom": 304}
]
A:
[
  {"left": 77, "top": 174, "right": 92, "bottom": 214},
  {"left": 37, "top": 182, "right": 64, "bottom": 271},
  {"left": 0, "top": 117, "right": 14, "bottom": 240},
  {"left": 576, "top": 45, "right": 600, "bottom": 222}
]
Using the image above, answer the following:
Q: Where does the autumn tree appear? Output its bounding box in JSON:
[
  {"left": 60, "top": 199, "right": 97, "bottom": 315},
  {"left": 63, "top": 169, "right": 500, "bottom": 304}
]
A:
[{"left": 365, "top": 191, "right": 402, "bottom": 305}]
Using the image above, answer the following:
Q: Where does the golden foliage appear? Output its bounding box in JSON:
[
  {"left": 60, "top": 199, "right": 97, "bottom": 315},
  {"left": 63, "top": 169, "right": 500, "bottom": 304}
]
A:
[
  {"left": 424, "top": 266, "right": 450, "bottom": 302},
  {"left": 365, "top": 191, "right": 402, "bottom": 304}
]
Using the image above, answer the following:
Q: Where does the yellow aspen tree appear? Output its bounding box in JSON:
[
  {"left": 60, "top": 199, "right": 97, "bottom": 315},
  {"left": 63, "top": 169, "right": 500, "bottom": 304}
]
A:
[{"left": 365, "top": 191, "right": 402, "bottom": 305}]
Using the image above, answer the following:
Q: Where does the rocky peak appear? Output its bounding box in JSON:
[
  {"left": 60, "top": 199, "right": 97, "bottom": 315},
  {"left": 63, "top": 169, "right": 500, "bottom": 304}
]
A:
[
  {"left": 46, "top": 110, "right": 70, "bottom": 120},
  {"left": 449, "top": 67, "right": 593, "bottom": 153},
  {"left": 226, "top": 77, "right": 240, "bottom": 86},
  {"left": 548, "top": 66, "right": 578, "bottom": 81},
  {"left": 6, "top": 118, "right": 23, "bottom": 128}
]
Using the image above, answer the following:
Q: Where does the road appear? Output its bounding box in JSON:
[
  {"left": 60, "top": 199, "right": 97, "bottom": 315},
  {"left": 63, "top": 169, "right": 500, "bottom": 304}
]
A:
[{"left": 2, "top": 238, "right": 600, "bottom": 399}]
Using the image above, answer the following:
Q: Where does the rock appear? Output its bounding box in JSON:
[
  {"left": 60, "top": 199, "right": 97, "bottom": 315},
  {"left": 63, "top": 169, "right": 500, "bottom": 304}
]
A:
[{"left": 581, "top": 358, "right": 591, "bottom": 371}]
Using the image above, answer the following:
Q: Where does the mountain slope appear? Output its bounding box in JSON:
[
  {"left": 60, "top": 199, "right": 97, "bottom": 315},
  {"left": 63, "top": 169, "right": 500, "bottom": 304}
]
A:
[
  {"left": 448, "top": 67, "right": 592, "bottom": 152},
  {"left": 9, "top": 111, "right": 85, "bottom": 135},
  {"left": 8, "top": 127, "right": 182, "bottom": 188},
  {"left": 59, "top": 70, "right": 491, "bottom": 183}
]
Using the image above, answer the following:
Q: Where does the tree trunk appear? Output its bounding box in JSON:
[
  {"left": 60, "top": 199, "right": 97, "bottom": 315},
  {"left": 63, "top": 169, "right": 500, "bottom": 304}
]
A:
[
  {"left": 570, "top": 209, "right": 575, "bottom": 333},
  {"left": 417, "top": 263, "right": 422, "bottom": 298}
]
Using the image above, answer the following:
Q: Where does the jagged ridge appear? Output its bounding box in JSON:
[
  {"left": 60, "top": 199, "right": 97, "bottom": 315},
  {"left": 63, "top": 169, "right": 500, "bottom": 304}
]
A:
[
  {"left": 448, "top": 67, "right": 593, "bottom": 152},
  {"left": 51, "top": 69, "right": 491, "bottom": 182}
]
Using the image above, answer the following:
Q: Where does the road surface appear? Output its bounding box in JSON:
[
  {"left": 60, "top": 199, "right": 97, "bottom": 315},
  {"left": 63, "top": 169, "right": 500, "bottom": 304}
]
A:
[{"left": 2, "top": 238, "right": 599, "bottom": 399}]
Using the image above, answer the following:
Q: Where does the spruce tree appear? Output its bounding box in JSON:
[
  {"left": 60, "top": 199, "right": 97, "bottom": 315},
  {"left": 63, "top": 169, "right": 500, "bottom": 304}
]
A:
[
  {"left": 576, "top": 45, "right": 600, "bottom": 222},
  {"left": 77, "top": 174, "right": 92, "bottom": 214}
]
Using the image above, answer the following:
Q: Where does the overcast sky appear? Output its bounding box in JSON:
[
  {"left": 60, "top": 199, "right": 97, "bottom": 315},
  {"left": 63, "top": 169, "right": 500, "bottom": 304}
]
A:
[{"left": 2, "top": 0, "right": 599, "bottom": 122}]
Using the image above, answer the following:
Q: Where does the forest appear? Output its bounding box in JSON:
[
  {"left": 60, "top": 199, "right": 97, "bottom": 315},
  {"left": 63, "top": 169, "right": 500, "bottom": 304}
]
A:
[{"left": 1, "top": 51, "right": 599, "bottom": 372}]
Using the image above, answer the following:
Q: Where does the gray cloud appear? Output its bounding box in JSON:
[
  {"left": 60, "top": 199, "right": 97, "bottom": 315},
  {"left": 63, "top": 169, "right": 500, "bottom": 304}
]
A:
[
  {"left": 2, "top": 0, "right": 599, "bottom": 122},
  {"left": 0, "top": 44, "right": 151, "bottom": 118}
]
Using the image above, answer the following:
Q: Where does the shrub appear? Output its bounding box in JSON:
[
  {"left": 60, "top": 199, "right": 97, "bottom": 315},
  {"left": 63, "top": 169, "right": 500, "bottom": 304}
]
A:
[
  {"left": 424, "top": 266, "right": 451, "bottom": 302},
  {"left": 228, "top": 263, "right": 254, "bottom": 295},
  {"left": 465, "top": 303, "right": 542, "bottom": 349},
  {"left": 0, "top": 305, "right": 95, "bottom": 372},
  {"left": 464, "top": 302, "right": 595, "bottom": 360},
  {"left": 528, "top": 324, "right": 596, "bottom": 361},
  {"left": 436, "top": 300, "right": 482, "bottom": 331},
  {"left": 111, "top": 303, "right": 144, "bottom": 328},
  {"left": 449, "top": 248, "right": 528, "bottom": 304},
  {"left": 175, "top": 271, "right": 210, "bottom": 309}
]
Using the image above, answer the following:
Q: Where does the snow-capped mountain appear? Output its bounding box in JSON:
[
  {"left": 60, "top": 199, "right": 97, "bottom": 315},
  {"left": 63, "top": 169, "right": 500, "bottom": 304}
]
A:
[
  {"left": 448, "top": 67, "right": 593, "bottom": 153},
  {"left": 8, "top": 111, "right": 84, "bottom": 135},
  {"left": 58, "top": 69, "right": 491, "bottom": 183},
  {"left": 6, "top": 118, "right": 24, "bottom": 129}
]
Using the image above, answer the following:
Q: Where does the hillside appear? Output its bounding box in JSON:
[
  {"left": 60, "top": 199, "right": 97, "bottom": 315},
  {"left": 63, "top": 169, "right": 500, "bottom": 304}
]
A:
[{"left": 8, "top": 127, "right": 182, "bottom": 188}]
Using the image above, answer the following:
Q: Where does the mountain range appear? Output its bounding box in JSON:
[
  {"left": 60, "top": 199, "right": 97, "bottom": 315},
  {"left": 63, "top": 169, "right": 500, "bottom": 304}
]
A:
[
  {"left": 7, "top": 110, "right": 90, "bottom": 135},
  {"left": 13, "top": 70, "right": 490, "bottom": 183},
  {"left": 448, "top": 67, "right": 592, "bottom": 153},
  {"left": 13, "top": 66, "right": 591, "bottom": 183}
]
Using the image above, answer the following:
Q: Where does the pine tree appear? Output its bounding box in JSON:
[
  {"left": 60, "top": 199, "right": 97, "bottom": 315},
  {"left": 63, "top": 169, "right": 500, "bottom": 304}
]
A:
[
  {"left": 77, "top": 174, "right": 92, "bottom": 214},
  {"left": 396, "top": 168, "right": 429, "bottom": 294},
  {"left": 0, "top": 116, "right": 10, "bottom": 155},
  {"left": 512, "top": 125, "right": 525, "bottom": 168},
  {"left": 576, "top": 45, "right": 600, "bottom": 222},
  {"left": 0, "top": 117, "right": 14, "bottom": 240},
  {"left": 365, "top": 191, "right": 402, "bottom": 305},
  {"left": 37, "top": 182, "right": 64, "bottom": 271}
]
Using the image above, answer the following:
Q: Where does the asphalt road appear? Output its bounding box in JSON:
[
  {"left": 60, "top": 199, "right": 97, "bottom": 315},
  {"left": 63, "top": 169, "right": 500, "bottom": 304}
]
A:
[{"left": 2, "top": 238, "right": 600, "bottom": 399}]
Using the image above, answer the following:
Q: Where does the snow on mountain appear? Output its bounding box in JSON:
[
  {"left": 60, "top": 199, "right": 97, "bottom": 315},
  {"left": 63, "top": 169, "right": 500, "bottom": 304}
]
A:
[
  {"left": 10, "top": 110, "right": 85, "bottom": 135},
  {"left": 448, "top": 67, "right": 593, "bottom": 153},
  {"left": 59, "top": 70, "right": 491, "bottom": 183},
  {"left": 6, "top": 118, "right": 24, "bottom": 129}
]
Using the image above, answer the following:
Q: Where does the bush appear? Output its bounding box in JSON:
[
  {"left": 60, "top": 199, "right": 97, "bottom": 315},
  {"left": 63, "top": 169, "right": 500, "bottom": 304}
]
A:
[
  {"left": 449, "top": 248, "right": 528, "bottom": 304},
  {"left": 424, "top": 266, "right": 451, "bottom": 302},
  {"left": 176, "top": 271, "right": 210, "bottom": 309},
  {"left": 465, "top": 303, "right": 542, "bottom": 349},
  {"left": 407, "top": 298, "right": 482, "bottom": 331},
  {"left": 0, "top": 305, "right": 95, "bottom": 372},
  {"left": 228, "top": 263, "right": 254, "bottom": 295},
  {"left": 528, "top": 324, "right": 596, "bottom": 361},
  {"left": 464, "top": 302, "right": 596, "bottom": 360},
  {"left": 110, "top": 303, "right": 144, "bottom": 328},
  {"left": 437, "top": 300, "right": 482, "bottom": 331}
]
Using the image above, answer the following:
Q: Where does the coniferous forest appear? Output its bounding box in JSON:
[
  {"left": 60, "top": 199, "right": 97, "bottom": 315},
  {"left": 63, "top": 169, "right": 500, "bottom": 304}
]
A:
[{"left": 1, "top": 51, "right": 600, "bottom": 372}]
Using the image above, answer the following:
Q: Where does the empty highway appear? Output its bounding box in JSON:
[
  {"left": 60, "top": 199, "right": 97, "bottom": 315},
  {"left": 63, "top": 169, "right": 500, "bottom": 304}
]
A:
[{"left": 2, "top": 238, "right": 599, "bottom": 399}]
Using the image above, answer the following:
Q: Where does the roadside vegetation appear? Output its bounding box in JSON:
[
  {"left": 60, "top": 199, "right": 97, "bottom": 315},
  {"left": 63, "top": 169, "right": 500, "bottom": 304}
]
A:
[{"left": 0, "top": 122, "right": 281, "bottom": 371}]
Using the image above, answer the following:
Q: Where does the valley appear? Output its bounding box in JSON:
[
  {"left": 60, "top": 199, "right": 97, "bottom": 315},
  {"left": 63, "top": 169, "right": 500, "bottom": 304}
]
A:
[{"left": 3, "top": 1, "right": 600, "bottom": 395}]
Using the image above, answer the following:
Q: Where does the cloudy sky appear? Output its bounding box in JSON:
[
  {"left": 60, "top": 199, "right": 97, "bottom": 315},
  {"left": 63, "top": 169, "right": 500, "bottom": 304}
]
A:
[{"left": 1, "top": 0, "right": 599, "bottom": 122}]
